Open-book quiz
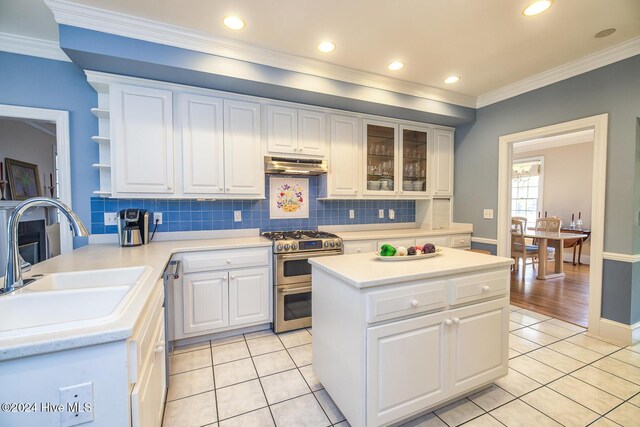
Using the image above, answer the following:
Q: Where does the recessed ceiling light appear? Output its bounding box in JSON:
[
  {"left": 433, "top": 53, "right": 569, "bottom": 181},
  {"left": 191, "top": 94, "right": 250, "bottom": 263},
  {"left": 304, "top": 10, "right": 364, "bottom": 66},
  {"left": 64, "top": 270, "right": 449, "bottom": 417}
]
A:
[
  {"left": 318, "top": 41, "right": 336, "bottom": 53},
  {"left": 388, "top": 61, "right": 404, "bottom": 71},
  {"left": 522, "top": 0, "right": 552, "bottom": 16},
  {"left": 223, "top": 16, "right": 245, "bottom": 30},
  {"left": 595, "top": 28, "right": 616, "bottom": 38},
  {"left": 444, "top": 75, "right": 460, "bottom": 84}
]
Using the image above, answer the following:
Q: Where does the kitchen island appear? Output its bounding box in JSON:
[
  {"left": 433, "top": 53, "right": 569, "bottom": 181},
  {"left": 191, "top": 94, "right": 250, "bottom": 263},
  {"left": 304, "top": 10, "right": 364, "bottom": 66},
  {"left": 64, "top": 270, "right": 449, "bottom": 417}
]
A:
[{"left": 309, "top": 247, "right": 514, "bottom": 427}]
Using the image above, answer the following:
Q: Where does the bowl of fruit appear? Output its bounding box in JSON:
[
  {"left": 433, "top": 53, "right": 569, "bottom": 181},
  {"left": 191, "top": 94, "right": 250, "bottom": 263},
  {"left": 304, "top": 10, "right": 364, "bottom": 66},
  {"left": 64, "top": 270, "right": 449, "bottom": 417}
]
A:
[{"left": 376, "top": 243, "right": 441, "bottom": 261}]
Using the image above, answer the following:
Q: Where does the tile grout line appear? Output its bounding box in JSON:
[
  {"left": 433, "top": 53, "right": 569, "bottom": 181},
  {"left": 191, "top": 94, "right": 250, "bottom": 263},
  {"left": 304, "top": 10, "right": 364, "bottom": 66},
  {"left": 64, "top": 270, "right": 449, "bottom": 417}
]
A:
[
  {"left": 208, "top": 341, "right": 221, "bottom": 427},
  {"left": 243, "top": 333, "right": 278, "bottom": 427},
  {"left": 275, "top": 330, "right": 336, "bottom": 426}
]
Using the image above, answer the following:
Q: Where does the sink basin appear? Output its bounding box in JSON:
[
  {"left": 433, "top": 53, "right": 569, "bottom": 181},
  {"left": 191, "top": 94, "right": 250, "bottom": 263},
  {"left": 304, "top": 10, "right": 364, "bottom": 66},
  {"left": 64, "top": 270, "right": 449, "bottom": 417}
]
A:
[
  {"left": 0, "top": 266, "right": 152, "bottom": 338},
  {"left": 23, "top": 266, "right": 148, "bottom": 292}
]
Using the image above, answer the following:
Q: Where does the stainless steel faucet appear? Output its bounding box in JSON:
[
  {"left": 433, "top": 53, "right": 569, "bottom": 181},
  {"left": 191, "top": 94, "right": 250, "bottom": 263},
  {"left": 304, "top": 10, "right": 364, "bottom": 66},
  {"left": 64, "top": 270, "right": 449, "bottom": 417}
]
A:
[{"left": 2, "top": 197, "right": 89, "bottom": 294}]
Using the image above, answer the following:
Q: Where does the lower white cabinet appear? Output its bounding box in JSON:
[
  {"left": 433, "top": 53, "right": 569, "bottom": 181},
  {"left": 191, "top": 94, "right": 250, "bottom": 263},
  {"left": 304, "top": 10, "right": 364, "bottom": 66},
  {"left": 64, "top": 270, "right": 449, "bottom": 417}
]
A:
[
  {"left": 173, "top": 249, "right": 271, "bottom": 340},
  {"left": 342, "top": 232, "right": 472, "bottom": 254},
  {"left": 366, "top": 298, "right": 508, "bottom": 426}
]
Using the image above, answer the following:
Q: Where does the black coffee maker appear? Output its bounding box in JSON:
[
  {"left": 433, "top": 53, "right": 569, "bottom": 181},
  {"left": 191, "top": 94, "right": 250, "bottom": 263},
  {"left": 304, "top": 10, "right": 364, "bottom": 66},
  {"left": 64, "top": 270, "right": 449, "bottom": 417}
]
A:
[{"left": 117, "top": 209, "right": 150, "bottom": 247}]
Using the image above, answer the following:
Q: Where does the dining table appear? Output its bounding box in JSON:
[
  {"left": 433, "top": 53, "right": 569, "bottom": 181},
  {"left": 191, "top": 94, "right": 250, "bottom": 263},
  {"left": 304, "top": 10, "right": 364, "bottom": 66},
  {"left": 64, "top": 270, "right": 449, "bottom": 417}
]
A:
[{"left": 522, "top": 230, "right": 588, "bottom": 280}]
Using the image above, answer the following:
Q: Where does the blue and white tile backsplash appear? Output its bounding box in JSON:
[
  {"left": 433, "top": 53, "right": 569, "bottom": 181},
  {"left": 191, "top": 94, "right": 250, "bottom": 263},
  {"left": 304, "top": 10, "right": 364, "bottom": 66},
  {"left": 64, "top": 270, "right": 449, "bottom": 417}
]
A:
[{"left": 90, "top": 175, "right": 415, "bottom": 234}]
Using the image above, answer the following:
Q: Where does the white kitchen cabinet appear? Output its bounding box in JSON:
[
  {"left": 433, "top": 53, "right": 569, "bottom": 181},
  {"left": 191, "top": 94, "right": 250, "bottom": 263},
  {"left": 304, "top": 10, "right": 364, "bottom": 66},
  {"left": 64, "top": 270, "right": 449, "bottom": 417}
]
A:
[
  {"left": 266, "top": 106, "right": 326, "bottom": 157},
  {"left": 432, "top": 129, "right": 454, "bottom": 196},
  {"left": 399, "top": 125, "right": 430, "bottom": 197},
  {"left": 182, "top": 271, "right": 229, "bottom": 334},
  {"left": 449, "top": 299, "right": 508, "bottom": 395},
  {"left": 376, "top": 238, "right": 415, "bottom": 251},
  {"left": 328, "top": 114, "right": 360, "bottom": 197},
  {"left": 178, "top": 93, "right": 225, "bottom": 195},
  {"left": 172, "top": 248, "right": 271, "bottom": 340},
  {"left": 224, "top": 99, "right": 263, "bottom": 195},
  {"left": 229, "top": 267, "right": 270, "bottom": 326},
  {"left": 343, "top": 240, "right": 377, "bottom": 254},
  {"left": 110, "top": 84, "right": 174, "bottom": 196},
  {"left": 363, "top": 119, "right": 399, "bottom": 196},
  {"left": 267, "top": 105, "right": 298, "bottom": 155},
  {"left": 367, "top": 311, "right": 449, "bottom": 427}
]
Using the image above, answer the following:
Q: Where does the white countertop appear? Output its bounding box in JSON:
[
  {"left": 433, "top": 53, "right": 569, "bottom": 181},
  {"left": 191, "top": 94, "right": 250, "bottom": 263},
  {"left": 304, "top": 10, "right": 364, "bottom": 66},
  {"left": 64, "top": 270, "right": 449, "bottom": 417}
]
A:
[
  {"left": 334, "top": 225, "right": 473, "bottom": 241},
  {"left": 0, "top": 236, "right": 271, "bottom": 361},
  {"left": 309, "top": 247, "right": 513, "bottom": 288}
]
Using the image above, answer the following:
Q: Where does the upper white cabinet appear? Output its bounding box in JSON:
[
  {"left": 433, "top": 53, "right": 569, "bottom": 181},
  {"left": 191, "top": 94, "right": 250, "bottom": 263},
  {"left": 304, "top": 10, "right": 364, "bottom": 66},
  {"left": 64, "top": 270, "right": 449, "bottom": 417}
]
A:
[
  {"left": 399, "top": 125, "right": 430, "bottom": 196},
  {"left": 224, "top": 100, "right": 263, "bottom": 195},
  {"left": 328, "top": 114, "right": 360, "bottom": 197},
  {"left": 266, "top": 105, "right": 326, "bottom": 157},
  {"left": 432, "top": 129, "right": 454, "bottom": 196},
  {"left": 178, "top": 93, "right": 225, "bottom": 195},
  {"left": 363, "top": 119, "right": 399, "bottom": 196},
  {"left": 111, "top": 84, "right": 174, "bottom": 196}
]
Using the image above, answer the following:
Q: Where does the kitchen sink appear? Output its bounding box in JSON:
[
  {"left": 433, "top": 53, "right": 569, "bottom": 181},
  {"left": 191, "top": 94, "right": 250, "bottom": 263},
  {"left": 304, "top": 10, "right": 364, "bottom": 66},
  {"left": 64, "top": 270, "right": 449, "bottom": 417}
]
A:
[
  {"left": 0, "top": 286, "right": 130, "bottom": 334},
  {"left": 22, "top": 266, "right": 149, "bottom": 292}
]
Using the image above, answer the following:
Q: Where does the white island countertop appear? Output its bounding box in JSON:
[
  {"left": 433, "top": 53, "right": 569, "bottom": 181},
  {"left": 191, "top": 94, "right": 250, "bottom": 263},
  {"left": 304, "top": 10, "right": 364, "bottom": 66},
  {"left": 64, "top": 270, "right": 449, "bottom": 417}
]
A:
[
  {"left": 0, "top": 236, "right": 271, "bottom": 361},
  {"left": 309, "top": 247, "right": 513, "bottom": 288}
]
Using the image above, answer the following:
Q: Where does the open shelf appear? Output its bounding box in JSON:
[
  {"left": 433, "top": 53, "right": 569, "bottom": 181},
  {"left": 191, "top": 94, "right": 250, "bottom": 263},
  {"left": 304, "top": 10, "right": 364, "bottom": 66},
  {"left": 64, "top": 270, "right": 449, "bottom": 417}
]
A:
[
  {"left": 91, "top": 136, "right": 110, "bottom": 144},
  {"left": 91, "top": 108, "right": 110, "bottom": 119}
]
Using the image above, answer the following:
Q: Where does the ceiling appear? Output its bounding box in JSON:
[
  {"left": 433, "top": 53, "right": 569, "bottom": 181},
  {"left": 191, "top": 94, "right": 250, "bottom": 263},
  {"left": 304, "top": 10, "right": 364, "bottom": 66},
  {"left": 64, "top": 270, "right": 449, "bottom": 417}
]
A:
[{"left": 2, "top": 0, "right": 640, "bottom": 100}]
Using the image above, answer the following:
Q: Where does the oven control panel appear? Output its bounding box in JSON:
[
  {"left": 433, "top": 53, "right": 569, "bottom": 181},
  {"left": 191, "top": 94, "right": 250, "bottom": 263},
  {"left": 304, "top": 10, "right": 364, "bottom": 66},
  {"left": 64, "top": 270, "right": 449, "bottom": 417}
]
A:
[{"left": 274, "top": 239, "right": 342, "bottom": 253}]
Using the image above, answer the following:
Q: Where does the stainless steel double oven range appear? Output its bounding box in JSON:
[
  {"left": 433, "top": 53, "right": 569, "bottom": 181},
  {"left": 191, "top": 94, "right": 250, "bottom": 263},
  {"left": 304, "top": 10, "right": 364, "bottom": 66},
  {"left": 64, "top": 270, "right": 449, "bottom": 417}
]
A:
[{"left": 262, "top": 230, "right": 343, "bottom": 333}]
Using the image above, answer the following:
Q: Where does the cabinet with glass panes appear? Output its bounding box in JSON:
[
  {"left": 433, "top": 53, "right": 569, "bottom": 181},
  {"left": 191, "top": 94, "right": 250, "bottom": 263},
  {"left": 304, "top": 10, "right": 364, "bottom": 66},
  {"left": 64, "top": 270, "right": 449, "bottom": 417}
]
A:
[
  {"left": 399, "top": 125, "right": 429, "bottom": 194},
  {"left": 363, "top": 120, "right": 398, "bottom": 194}
]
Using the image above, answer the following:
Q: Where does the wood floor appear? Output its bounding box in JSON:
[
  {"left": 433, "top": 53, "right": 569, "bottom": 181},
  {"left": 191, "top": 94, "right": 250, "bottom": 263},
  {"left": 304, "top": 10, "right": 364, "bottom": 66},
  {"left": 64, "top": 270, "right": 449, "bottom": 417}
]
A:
[{"left": 510, "top": 261, "right": 589, "bottom": 327}]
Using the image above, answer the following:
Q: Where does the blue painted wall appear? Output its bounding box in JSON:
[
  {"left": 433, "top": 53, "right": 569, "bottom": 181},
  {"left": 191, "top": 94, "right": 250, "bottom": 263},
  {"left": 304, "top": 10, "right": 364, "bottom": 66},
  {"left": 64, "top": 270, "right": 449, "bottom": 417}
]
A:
[
  {"left": 90, "top": 176, "right": 415, "bottom": 234},
  {"left": 0, "top": 51, "right": 98, "bottom": 239}
]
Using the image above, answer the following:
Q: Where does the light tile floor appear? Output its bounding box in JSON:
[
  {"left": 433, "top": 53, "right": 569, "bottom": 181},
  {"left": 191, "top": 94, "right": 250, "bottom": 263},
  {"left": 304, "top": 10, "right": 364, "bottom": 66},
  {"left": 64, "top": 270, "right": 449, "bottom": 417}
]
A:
[{"left": 163, "top": 307, "right": 640, "bottom": 427}]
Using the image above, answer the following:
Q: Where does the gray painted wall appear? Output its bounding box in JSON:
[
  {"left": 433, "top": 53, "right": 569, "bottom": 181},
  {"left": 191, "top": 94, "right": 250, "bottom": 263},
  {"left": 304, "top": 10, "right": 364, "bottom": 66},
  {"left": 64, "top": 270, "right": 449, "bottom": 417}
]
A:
[
  {"left": 455, "top": 54, "right": 640, "bottom": 254},
  {"left": 455, "top": 54, "right": 640, "bottom": 325}
]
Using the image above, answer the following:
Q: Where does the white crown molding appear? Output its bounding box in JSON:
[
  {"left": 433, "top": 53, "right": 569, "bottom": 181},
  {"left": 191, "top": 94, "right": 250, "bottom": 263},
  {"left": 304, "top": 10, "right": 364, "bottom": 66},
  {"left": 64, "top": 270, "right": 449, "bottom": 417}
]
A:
[
  {"left": 21, "top": 119, "right": 57, "bottom": 137},
  {"left": 0, "top": 31, "right": 70, "bottom": 62},
  {"left": 477, "top": 37, "right": 640, "bottom": 108},
  {"left": 602, "top": 252, "right": 640, "bottom": 263},
  {"left": 513, "top": 129, "right": 594, "bottom": 153},
  {"left": 43, "top": 0, "right": 476, "bottom": 108}
]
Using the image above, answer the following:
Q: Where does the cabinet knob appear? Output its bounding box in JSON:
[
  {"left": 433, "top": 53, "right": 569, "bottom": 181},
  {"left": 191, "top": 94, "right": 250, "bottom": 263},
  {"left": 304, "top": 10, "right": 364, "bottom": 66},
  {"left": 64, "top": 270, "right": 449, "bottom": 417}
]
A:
[
  {"left": 226, "top": 188, "right": 230, "bottom": 191},
  {"left": 154, "top": 343, "right": 165, "bottom": 353},
  {"left": 230, "top": 275, "right": 235, "bottom": 280},
  {"left": 357, "top": 249, "right": 362, "bottom": 253},
  {"left": 482, "top": 285, "right": 490, "bottom": 292},
  {"left": 453, "top": 317, "right": 460, "bottom": 324},
  {"left": 444, "top": 319, "right": 453, "bottom": 326},
  {"left": 219, "top": 187, "right": 223, "bottom": 191},
  {"left": 167, "top": 185, "right": 172, "bottom": 190},
  {"left": 223, "top": 276, "right": 228, "bottom": 281},
  {"left": 226, "top": 259, "right": 231, "bottom": 264},
  {"left": 410, "top": 299, "right": 419, "bottom": 308}
]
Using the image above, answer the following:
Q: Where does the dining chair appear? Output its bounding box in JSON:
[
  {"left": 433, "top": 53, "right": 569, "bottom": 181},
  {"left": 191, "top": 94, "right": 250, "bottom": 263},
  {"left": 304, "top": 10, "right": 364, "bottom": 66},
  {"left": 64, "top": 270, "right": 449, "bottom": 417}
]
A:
[
  {"left": 511, "top": 218, "right": 540, "bottom": 277},
  {"left": 535, "top": 217, "right": 561, "bottom": 260}
]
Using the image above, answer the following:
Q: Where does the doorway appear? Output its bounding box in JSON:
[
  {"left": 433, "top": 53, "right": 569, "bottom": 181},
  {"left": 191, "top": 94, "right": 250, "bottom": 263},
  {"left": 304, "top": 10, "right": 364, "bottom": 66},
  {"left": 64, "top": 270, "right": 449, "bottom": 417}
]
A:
[
  {"left": 509, "top": 130, "right": 594, "bottom": 326},
  {"left": 497, "top": 114, "right": 608, "bottom": 338},
  {"left": 0, "top": 104, "right": 73, "bottom": 254}
]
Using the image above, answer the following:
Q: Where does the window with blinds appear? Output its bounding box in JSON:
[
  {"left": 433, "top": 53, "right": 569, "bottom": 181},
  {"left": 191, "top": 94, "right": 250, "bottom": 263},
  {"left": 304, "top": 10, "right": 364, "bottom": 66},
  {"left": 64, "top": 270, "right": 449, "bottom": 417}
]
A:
[{"left": 511, "top": 158, "right": 543, "bottom": 226}]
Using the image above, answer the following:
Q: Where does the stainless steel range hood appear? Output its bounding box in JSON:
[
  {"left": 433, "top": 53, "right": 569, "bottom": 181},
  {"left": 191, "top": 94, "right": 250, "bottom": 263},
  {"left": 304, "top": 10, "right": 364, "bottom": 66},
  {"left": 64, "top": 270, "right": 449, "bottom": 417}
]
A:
[{"left": 264, "top": 156, "right": 328, "bottom": 175}]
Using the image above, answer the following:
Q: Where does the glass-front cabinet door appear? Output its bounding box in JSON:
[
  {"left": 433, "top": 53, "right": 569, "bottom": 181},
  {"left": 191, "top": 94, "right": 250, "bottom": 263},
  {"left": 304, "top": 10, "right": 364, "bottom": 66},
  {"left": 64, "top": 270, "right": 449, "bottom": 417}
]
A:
[
  {"left": 363, "top": 120, "right": 398, "bottom": 195},
  {"left": 400, "top": 125, "right": 429, "bottom": 195}
]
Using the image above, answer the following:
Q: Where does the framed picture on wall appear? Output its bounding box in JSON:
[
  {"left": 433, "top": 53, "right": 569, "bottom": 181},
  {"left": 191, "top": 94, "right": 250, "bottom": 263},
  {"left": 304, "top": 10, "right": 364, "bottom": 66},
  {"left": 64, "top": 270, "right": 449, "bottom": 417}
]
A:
[
  {"left": 270, "top": 176, "right": 309, "bottom": 219},
  {"left": 5, "top": 158, "right": 42, "bottom": 200}
]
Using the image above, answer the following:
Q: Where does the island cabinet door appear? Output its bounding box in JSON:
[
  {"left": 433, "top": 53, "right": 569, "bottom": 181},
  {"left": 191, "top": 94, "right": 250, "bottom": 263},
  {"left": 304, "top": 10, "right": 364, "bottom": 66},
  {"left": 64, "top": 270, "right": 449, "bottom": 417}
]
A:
[
  {"left": 182, "top": 271, "right": 229, "bottom": 334},
  {"left": 448, "top": 298, "right": 509, "bottom": 395},
  {"left": 366, "top": 311, "right": 450, "bottom": 427}
]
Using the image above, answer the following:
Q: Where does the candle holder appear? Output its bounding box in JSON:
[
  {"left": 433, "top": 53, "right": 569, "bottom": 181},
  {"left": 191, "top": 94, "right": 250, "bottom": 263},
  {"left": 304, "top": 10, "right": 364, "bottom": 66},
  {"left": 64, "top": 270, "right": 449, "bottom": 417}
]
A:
[{"left": 0, "top": 180, "right": 6, "bottom": 201}]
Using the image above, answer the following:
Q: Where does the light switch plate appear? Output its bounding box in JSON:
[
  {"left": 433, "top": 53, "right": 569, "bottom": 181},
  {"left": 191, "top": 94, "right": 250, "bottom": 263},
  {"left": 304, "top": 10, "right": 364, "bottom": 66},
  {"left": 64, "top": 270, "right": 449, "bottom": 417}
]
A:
[
  {"left": 234, "top": 211, "right": 242, "bottom": 222},
  {"left": 349, "top": 209, "right": 355, "bottom": 219},
  {"left": 483, "top": 209, "right": 494, "bottom": 219},
  {"left": 389, "top": 209, "right": 395, "bottom": 220},
  {"left": 378, "top": 209, "right": 384, "bottom": 219},
  {"left": 104, "top": 212, "right": 118, "bottom": 226}
]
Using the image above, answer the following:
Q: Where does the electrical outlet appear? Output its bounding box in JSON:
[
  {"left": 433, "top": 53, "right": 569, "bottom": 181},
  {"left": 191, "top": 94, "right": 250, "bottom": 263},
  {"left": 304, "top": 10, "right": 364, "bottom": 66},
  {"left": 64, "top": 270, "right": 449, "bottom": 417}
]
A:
[
  {"left": 483, "top": 209, "right": 494, "bottom": 219},
  {"left": 59, "top": 382, "right": 94, "bottom": 426},
  {"left": 153, "top": 212, "right": 163, "bottom": 224},
  {"left": 104, "top": 212, "right": 118, "bottom": 226},
  {"left": 234, "top": 211, "right": 242, "bottom": 222},
  {"left": 349, "top": 209, "right": 355, "bottom": 219},
  {"left": 389, "top": 209, "right": 395, "bottom": 220},
  {"left": 378, "top": 209, "right": 384, "bottom": 219}
]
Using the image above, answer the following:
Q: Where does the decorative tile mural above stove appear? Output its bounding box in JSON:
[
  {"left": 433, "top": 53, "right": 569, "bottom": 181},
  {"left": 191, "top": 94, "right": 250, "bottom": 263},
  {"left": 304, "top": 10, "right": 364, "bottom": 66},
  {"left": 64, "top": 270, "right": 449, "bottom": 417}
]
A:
[{"left": 90, "top": 175, "right": 415, "bottom": 234}]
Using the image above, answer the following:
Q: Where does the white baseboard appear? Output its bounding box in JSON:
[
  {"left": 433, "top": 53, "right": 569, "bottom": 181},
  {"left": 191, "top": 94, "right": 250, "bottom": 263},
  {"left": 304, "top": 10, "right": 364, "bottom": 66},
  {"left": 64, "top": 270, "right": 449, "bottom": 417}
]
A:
[{"left": 597, "top": 318, "right": 640, "bottom": 346}]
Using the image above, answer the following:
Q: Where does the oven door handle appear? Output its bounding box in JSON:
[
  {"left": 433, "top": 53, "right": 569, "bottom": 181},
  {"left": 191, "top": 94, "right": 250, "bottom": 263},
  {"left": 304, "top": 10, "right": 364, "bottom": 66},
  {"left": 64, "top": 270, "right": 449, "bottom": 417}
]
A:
[
  {"left": 279, "top": 286, "right": 312, "bottom": 294},
  {"left": 278, "top": 250, "right": 343, "bottom": 260}
]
